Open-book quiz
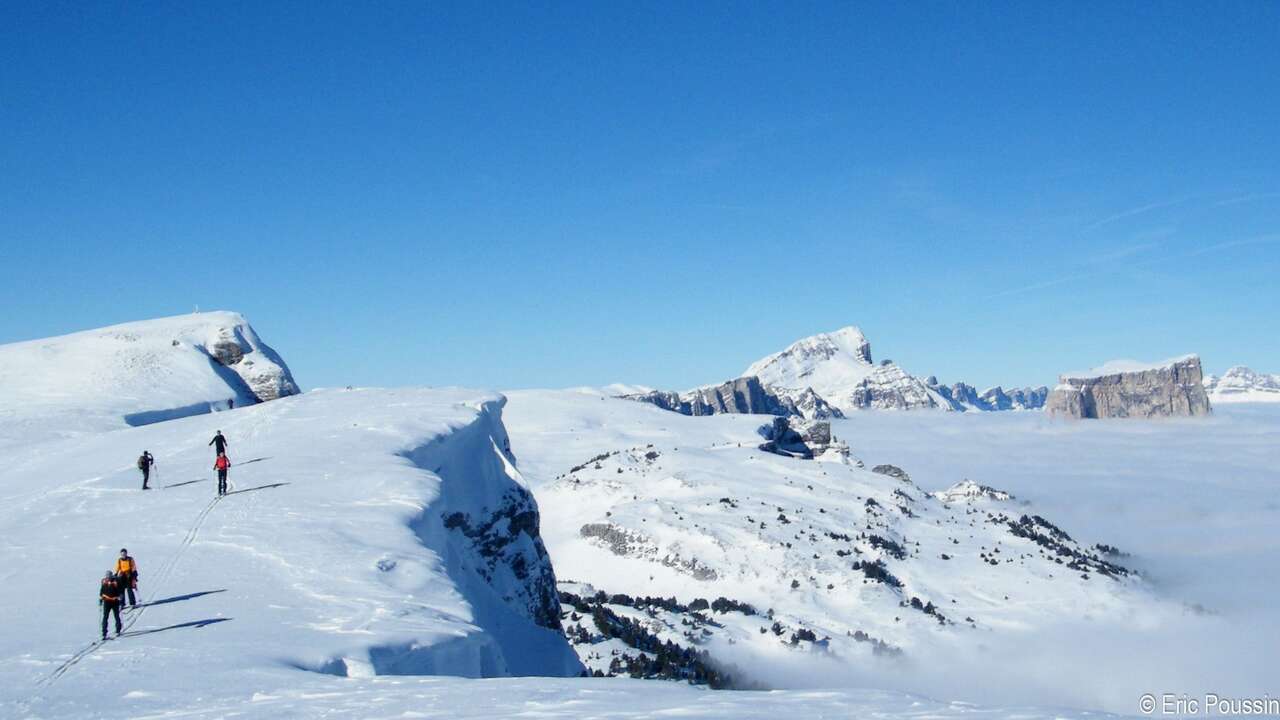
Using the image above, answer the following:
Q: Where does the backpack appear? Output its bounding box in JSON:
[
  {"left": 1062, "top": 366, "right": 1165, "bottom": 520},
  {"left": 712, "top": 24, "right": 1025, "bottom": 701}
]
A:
[{"left": 137, "top": 457, "right": 145, "bottom": 469}]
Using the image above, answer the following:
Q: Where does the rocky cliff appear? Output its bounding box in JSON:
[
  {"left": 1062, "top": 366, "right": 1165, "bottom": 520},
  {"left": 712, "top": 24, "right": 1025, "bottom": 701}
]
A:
[
  {"left": 1046, "top": 355, "right": 1212, "bottom": 419},
  {"left": 622, "top": 376, "right": 843, "bottom": 420}
]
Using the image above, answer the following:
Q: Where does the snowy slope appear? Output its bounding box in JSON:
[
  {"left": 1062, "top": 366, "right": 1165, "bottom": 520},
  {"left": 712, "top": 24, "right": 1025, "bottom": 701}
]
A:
[
  {"left": 1205, "top": 366, "right": 1280, "bottom": 402},
  {"left": 502, "top": 390, "right": 1200, "bottom": 709},
  {"left": 745, "top": 326, "right": 878, "bottom": 395},
  {"left": 1, "top": 387, "right": 580, "bottom": 719},
  {"left": 0, "top": 311, "right": 298, "bottom": 448}
]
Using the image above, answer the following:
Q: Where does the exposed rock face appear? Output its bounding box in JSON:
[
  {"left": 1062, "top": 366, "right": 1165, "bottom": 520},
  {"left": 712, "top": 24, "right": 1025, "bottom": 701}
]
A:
[
  {"left": 1046, "top": 355, "right": 1212, "bottom": 419},
  {"left": 204, "top": 324, "right": 300, "bottom": 403},
  {"left": 579, "top": 523, "right": 717, "bottom": 581},
  {"left": 622, "top": 376, "right": 843, "bottom": 420},
  {"left": 870, "top": 464, "right": 911, "bottom": 483},
  {"left": 844, "top": 363, "right": 947, "bottom": 411},
  {"left": 1204, "top": 366, "right": 1280, "bottom": 403},
  {"left": 443, "top": 486, "right": 563, "bottom": 630},
  {"left": 757, "top": 416, "right": 842, "bottom": 459},
  {"left": 777, "top": 387, "right": 845, "bottom": 420}
]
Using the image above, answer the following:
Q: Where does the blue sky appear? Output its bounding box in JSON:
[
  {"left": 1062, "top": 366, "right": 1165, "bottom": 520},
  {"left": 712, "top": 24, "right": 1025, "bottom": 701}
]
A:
[{"left": 2, "top": 2, "right": 1278, "bottom": 391}]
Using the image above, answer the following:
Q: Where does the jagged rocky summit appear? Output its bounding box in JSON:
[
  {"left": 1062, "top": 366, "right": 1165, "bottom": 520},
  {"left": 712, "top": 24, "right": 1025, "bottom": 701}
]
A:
[
  {"left": 621, "top": 326, "right": 1047, "bottom": 419},
  {"left": 622, "top": 376, "right": 843, "bottom": 420},
  {"left": 1045, "top": 355, "right": 1212, "bottom": 419},
  {"left": 928, "top": 379, "right": 1048, "bottom": 411}
]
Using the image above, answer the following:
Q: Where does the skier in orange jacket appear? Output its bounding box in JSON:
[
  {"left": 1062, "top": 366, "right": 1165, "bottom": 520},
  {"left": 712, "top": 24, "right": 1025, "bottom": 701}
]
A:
[{"left": 115, "top": 549, "right": 138, "bottom": 608}]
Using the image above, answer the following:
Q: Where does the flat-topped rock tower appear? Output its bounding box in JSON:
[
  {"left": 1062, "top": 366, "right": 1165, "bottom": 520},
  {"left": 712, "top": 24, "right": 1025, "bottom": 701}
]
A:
[{"left": 1046, "top": 355, "right": 1212, "bottom": 419}]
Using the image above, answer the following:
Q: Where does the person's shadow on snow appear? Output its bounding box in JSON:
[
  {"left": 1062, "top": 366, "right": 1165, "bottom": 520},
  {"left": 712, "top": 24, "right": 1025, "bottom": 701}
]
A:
[{"left": 121, "top": 617, "right": 231, "bottom": 638}]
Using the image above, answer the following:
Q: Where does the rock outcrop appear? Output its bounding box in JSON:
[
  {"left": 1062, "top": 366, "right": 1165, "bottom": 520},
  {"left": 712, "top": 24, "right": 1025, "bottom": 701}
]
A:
[
  {"left": 1046, "top": 355, "right": 1212, "bottom": 419},
  {"left": 757, "top": 416, "right": 844, "bottom": 459},
  {"left": 622, "top": 376, "right": 843, "bottom": 420},
  {"left": 204, "top": 322, "right": 300, "bottom": 403}
]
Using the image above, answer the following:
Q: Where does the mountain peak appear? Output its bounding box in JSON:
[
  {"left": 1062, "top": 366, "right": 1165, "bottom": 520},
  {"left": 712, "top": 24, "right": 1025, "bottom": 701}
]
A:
[
  {"left": 742, "top": 326, "right": 951, "bottom": 413},
  {"left": 744, "top": 326, "right": 873, "bottom": 384}
]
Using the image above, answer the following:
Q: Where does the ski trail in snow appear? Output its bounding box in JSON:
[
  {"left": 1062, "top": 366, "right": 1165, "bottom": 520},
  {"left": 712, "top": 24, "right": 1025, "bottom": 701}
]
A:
[{"left": 39, "top": 493, "right": 225, "bottom": 686}]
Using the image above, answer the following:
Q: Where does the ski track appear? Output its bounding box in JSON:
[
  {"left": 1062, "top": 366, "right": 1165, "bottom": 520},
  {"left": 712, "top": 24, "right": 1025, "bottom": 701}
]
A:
[
  {"left": 39, "top": 484, "right": 232, "bottom": 686},
  {"left": 39, "top": 404, "right": 275, "bottom": 686}
]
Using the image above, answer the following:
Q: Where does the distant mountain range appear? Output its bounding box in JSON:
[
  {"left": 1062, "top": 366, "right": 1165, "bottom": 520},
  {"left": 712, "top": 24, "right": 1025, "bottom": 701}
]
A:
[
  {"left": 1205, "top": 366, "right": 1280, "bottom": 403},
  {"left": 624, "top": 326, "right": 1048, "bottom": 418}
]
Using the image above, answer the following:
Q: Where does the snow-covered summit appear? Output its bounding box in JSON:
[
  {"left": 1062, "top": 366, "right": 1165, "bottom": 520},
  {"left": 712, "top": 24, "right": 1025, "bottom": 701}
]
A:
[
  {"left": 0, "top": 311, "right": 299, "bottom": 447},
  {"left": 931, "top": 479, "right": 1014, "bottom": 504},
  {"left": 744, "top": 326, "right": 876, "bottom": 393},
  {"left": 744, "top": 327, "right": 947, "bottom": 413},
  {"left": 1205, "top": 366, "right": 1280, "bottom": 403}
]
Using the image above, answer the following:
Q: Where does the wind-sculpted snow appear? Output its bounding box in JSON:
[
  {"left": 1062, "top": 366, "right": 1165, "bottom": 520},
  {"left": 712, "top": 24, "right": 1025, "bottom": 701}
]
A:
[
  {"left": 502, "top": 390, "right": 1171, "bottom": 699},
  {"left": 0, "top": 387, "right": 579, "bottom": 719},
  {"left": 0, "top": 311, "right": 298, "bottom": 447}
]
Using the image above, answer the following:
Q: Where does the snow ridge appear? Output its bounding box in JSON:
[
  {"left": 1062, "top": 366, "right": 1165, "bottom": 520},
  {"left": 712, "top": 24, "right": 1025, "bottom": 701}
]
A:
[{"left": 0, "top": 311, "right": 298, "bottom": 447}]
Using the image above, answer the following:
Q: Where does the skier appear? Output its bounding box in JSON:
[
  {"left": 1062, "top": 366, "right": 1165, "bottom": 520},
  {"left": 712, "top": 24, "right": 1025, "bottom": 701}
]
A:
[
  {"left": 136, "top": 451, "right": 155, "bottom": 490},
  {"left": 115, "top": 548, "right": 138, "bottom": 608},
  {"left": 209, "top": 430, "right": 229, "bottom": 457},
  {"left": 214, "top": 452, "right": 231, "bottom": 496},
  {"left": 99, "top": 572, "right": 123, "bottom": 640}
]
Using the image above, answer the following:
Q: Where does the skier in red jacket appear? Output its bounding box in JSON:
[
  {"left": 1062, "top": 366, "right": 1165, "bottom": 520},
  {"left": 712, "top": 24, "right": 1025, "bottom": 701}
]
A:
[{"left": 214, "top": 452, "right": 231, "bottom": 496}]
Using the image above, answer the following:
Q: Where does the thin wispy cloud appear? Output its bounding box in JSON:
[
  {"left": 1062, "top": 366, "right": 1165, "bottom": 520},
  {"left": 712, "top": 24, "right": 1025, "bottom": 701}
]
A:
[
  {"left": 1087, "top": 240, "right": 1162, "bottom": 264},
  {"left": 985, "top": 235, "right": 1280, "bottom": 299},
  {"left": 1083, "top": 196, "right": 1196, "bottom": 232},
  {"left": 985, "top": 240, "right": 1164, "bottom": 299},
  {"left": 1212, "top": 191, "right": 1280, "bottom": 207}
]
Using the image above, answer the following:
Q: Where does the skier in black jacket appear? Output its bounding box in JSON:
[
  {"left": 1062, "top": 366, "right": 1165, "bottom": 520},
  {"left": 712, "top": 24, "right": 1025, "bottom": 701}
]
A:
[
  {"left": 137, "top": 451, "right": 155, "bottom": 490},
  {"left": 99, "top": 572, "right": 124, "bottom": 640},
  {"left": 209, "top": 430, "right": 228, "bottom": 457}
]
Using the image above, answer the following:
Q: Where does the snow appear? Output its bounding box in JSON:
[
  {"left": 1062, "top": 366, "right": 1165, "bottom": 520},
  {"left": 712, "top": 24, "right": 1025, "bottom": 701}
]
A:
[
  {"left": 1061, "top": 354, "right": 1199, "bottom": 380},
  {"left": 503, "top": 390, "right": 1280, "bottom": 714},
  {"left": 10, "top": 674, "right": 1127, "bottom": 719},
  {"left": 0, "top": 311, "right": 297, "bottom": 449},
  {"left": 744, "top": 326, "right": 877, "bottom": 396},
  {"left": 1, "top": 387, "right": 578, "bottom": 719},
  {"left": 3, "top": 315, "right": 1275, "bottom": 719}
]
